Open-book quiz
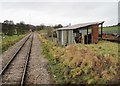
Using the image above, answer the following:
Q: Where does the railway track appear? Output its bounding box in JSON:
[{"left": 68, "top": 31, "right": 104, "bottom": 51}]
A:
[{"left": 1, "top": 33, "right": 33, "bottom": 86}]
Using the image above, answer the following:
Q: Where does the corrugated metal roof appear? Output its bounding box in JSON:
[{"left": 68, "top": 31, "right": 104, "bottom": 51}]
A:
[{"left": 57, "top": 21, "right": 104, "bottom": 30}]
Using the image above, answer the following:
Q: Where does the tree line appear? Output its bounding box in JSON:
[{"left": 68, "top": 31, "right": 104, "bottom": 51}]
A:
[
  {"left": 2, "top": 20, "right": 64, "bottom": 36},
  {"left": 2, "top": 20, "right": 32, "bottom": 36}
]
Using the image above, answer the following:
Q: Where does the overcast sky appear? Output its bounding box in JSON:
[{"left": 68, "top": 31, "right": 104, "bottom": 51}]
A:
[{"left": 0, "top": 1, "right": 119, "bottom": 26}]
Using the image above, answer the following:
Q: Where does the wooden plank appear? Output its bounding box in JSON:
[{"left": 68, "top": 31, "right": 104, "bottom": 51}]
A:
[
  {"left": 87, "top": 27, "right": 88, "bottom": 44},
  {"left": 101, "top": 23, "right": 103, "bottom": 39}
]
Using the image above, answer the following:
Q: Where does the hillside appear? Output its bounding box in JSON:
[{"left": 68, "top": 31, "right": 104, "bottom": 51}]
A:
[{"left": 101, "top": 25, "right": 119, "bottom": 35}]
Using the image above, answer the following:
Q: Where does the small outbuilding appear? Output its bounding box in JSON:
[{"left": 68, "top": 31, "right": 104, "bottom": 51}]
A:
[{"left": 56, "top": 21, "right": 104, "bottom": 45}]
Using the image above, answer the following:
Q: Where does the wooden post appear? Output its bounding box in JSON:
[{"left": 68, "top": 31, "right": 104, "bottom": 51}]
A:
[
  {"left": 87, "top": 27, "right": 88, "bottom": 44},
  {"left": 101, "top": 23, "right": 103, "bottom": 40},
  {"left": 82, "top": 34, "right": 84, "bottom": 44},
  {"left": 52, "top": 30, "right": 53, "bottom": 42}
]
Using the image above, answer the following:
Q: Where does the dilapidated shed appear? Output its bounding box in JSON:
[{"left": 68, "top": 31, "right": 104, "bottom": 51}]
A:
[{"left": 56, "top": 21, "right": 104, "bottom": 45}]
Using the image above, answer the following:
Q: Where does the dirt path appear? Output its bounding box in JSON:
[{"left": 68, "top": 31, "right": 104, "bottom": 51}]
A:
[{"left": 25, "top": 33, "right": 51, "bottom": 84}]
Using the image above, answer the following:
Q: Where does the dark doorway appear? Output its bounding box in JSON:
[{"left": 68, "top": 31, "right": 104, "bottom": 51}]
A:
[{"left": 84, "top": 34, "right": 92, "bottom": 44}]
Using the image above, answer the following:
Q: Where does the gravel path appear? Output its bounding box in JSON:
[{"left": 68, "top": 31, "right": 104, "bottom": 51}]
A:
[
  {"left": 25, "top": 33, "right": 51, "bottom": 85},
  {"left": 2, "top": 35, "right": 32, "bottom": 85}
]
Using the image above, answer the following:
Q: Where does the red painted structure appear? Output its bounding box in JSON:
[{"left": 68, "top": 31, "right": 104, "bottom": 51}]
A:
[{"left": 92, "top": 24, "right": 99, "bottom": 43}]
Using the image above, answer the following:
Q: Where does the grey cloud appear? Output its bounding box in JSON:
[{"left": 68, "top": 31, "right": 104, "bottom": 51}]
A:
[{"left": 0, "top": 2, "right": 118, "bottom": 26}]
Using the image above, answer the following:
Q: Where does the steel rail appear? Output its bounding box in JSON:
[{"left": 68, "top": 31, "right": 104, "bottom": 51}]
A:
[
  {"left": 0, "top": 33, "right": 32, "bottom": 75},
  {"left": 20, "top": 34, "right": 33, "bottom": 86}
]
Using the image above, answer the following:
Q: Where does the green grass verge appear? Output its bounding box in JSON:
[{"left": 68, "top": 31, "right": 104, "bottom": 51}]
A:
[
  {"left": 1, "top": 34, "right": 26, "bottom": 54},
  {"left": 41, "top": 42, "right": 65, "bottom": 84}
]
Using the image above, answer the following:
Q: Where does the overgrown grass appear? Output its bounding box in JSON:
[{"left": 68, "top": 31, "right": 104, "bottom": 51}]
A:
[
  {"left": 38, "top": 34, "right": 65, "bottom": 83},
  {"left": 1, "top": 34, "right": 26, "bottom": 53},
  {"left": 83, "top": 41, "right": 119, "bottom": 58},
  {"left": 37, "top": 33, "right": 119, "bottom": 84}
]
